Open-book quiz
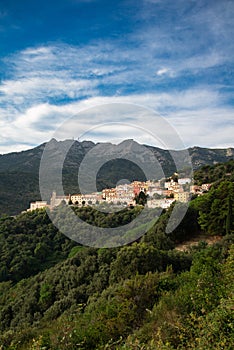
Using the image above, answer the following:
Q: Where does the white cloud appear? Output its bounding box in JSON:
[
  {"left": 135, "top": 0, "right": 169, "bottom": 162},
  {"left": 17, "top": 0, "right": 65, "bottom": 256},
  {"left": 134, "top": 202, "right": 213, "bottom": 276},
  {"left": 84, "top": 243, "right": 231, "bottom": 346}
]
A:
[
  {"left": 1, "top": 37, "right": 230, "bottom": 111},
  {"left": 0, "top": 3, "right": 233, "bottom": 155},
  {"left": 169, "top": 109, "right": 234, "bottom": 149},
  {"left": 0, "top": 76, "right": 96, "bottom": 99},
  {"left": 156, "top": 68, "right": 172, "bottom": 76},
  {"left": 1, "top": 89, "right": 233, "bottom": 153},
  {"left": 0, "top": 144, "right": 34, "bottom": 154}
]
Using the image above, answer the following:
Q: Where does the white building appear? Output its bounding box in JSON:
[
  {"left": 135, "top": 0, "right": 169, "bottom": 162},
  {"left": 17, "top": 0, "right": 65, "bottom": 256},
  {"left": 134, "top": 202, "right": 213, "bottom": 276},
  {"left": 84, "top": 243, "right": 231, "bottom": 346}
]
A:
[
  {"left": 50, "top": 191, "right": 70, "bottom": 208},
  {"left": 27, "top": 201, "right": 48, "bottom": 211},
  {"left": 178, "top": 178, "right": 192, "bottom": 185},
  {"left": 71, "top": 193, "right": 101, "bottom": 205},
  {"left": 147, "top": 198, "right": 175, "bottom": 209},
  {"left": 148, "top": 188, "right": 164, "bottom": 197},
  {"left": 164, "top": 180, "right": 181, "bottom": 191}
]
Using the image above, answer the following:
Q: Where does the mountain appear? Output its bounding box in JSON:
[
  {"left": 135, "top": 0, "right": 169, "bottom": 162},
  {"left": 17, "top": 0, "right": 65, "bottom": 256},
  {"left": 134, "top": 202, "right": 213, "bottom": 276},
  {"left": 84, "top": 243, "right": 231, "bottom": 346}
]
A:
[{"left": 0, "top": 139, "right": 234, "bottom": 215}]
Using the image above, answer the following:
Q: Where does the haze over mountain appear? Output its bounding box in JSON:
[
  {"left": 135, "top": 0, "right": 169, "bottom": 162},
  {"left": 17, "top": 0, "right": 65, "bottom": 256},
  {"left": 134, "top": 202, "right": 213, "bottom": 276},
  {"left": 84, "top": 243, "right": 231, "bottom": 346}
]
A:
[{"left": 0, "top": 139, "right": 234, "bottom": 215}]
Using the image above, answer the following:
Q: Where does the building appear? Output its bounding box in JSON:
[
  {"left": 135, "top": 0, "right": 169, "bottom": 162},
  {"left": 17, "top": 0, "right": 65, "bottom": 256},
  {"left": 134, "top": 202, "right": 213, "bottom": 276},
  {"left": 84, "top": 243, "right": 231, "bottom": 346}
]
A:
[
  {"left": 71, "top": 194, "right": 84, "bottom": 205},
  {"left": 131, "top": 181, "right": 148, "bottom": 196},
  {"left": 147, "top": 181, "right": 164, "bottom": 197},
  {"left": 102, "top": 188, "right": 117, "bottom": 202},
  {"left": 27, "top": 201, "right": 48, "bottom": 212},
  {"left": 201, "top": 183, "right": 212, "bottom": 192},
  {"left": 50, "top": 191, "right": 70, "bottom": 208},
  {"left": 174, "top": 191, "right": 190, "bottom": 202},
  {"left": 71, "top": 193, "right": 102, "bottom": 205},
  {"left": 178, "top": 178, "right": 192, "bottom": 185},
  {"left": 147, "top": 198, "right": 175, "bottom": 209},
  {"left": 164, "top": 180, "right": 181, "bottom": 191},
  {"left": 84, "top": 193, "right": 101, "bottom": 205},
  {"left": 190, "top": 185, "right": 202, "bottom": 194},
  {"left": 163, "top": 189, "right": 174, "bottom": 197}
]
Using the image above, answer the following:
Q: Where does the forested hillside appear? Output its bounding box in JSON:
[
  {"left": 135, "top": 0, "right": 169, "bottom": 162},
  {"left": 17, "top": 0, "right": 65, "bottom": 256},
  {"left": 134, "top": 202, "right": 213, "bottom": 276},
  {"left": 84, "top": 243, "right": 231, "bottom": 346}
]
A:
[
  {"left": 0, "top": 139, "right": 234, "bottom": 215},
  {"left": 194, "top": 159, "right": 234, "bottom": 185},
  {"left": 0, "top": 162, "right": 233, "bottom": 349}
]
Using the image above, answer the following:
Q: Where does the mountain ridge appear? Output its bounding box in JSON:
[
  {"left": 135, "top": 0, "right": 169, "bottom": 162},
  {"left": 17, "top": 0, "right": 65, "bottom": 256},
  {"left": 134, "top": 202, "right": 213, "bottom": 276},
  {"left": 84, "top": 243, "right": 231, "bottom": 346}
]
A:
[{"left": 0, "top": 139, "right": 234, "bottom": 215}]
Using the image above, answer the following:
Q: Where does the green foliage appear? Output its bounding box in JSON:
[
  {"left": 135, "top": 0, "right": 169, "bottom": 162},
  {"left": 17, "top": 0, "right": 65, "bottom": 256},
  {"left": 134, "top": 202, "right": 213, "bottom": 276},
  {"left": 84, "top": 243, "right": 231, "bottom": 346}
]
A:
[
  {"left": 0, "top": 209, "right": 76, "bottom": 282},
  {"left": 72, "top": 205, "right": 144, "bottom": 228},
  {"left": 0, "top": 171, "right": 40, "bottom": 216},
  {"left": 226, "top": 195, "right": 233, "bottom": 235},
  {"left": 194, "top": 159, "right": 234, "bottom": 185},
  {"left": 143, "top": 203, "right": 200, "bottom": 248},
  {"left": 0, "top": 174, "right": 233, "bottom": 350},
  {"left": 192, "top": 181, "right": 234, "bottom": 235},
  {"left": 135, "top": 191, "right": 147, "bottom": 206},
  {"left": 109, "top": 243, "right": 163, "bottom": 283}
]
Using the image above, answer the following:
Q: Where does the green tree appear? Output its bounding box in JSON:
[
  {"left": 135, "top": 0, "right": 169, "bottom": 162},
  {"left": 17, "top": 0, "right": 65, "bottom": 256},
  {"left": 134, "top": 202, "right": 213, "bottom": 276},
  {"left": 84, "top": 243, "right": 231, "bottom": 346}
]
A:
[
  {"left": 226, "top": 195, "right": 233, "bottom": 235},
  {"left": 135, "top": 191, "right": 147, "bottom": 206}
]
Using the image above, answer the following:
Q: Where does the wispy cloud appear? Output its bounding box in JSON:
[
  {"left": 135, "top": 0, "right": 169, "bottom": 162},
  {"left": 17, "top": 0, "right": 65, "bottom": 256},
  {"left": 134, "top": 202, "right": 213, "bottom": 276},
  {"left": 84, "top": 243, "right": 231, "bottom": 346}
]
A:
[
  {"left": 0, "top": 88, "right": 233, "bottom": 152},
  {"left": 156, "top": 68, "right": 169, "bottom": 76},
  {"left": 0, "top": 0, "right": 233, "bottom": 153}
]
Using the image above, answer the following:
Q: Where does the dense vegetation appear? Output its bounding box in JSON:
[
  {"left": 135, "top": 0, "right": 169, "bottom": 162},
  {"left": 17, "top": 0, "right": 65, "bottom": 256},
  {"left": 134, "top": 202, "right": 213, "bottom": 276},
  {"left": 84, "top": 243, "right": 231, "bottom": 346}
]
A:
[
  {"left": 0, "top": 210, "right": 77, "bottom": 283},
  {"left": 0, "top": 161, "right": 233, "bottom": 349},
  {"left": 0, "top": 172, "right": 39, "bottom": 217},
  {"left": 194, "top": 159, "right": 234, "bottom": 185}
]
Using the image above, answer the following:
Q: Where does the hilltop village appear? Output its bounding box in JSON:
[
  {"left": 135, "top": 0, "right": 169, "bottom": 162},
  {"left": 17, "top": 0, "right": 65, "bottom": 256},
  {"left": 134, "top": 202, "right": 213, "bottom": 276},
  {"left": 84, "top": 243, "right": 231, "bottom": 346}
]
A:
[{"left": 27, "top": 175, "right": 211, "bottom": 212}]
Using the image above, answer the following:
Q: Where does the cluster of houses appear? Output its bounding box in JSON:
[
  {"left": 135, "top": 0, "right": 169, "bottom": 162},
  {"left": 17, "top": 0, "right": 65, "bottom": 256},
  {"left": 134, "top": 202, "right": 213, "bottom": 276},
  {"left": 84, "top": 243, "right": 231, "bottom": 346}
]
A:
[{"left": 27, "top": 175, "right": 212, "bottom": 212}]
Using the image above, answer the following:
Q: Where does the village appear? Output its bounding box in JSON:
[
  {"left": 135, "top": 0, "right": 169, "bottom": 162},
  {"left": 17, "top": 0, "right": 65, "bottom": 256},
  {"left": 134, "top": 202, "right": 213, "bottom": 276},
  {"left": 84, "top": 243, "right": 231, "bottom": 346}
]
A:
[{"left": 27, "top": 175, "right": 212, "bottom": 212}]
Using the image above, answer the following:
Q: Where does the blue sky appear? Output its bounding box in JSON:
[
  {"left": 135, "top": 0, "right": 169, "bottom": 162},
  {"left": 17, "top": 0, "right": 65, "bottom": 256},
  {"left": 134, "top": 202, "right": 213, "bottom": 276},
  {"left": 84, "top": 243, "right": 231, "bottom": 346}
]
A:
[{"left": 0, "top": 0, "right": 233, "bottom": 153}]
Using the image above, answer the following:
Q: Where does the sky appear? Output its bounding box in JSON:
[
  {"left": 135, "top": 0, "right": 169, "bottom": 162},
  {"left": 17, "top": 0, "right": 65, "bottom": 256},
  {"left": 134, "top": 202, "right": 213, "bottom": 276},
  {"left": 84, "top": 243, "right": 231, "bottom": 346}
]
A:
[{"left": 0, "top": 0, "right": 234, "bottom": 153}]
